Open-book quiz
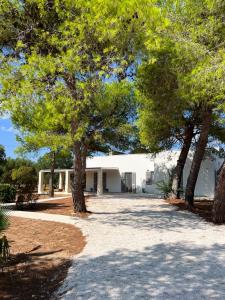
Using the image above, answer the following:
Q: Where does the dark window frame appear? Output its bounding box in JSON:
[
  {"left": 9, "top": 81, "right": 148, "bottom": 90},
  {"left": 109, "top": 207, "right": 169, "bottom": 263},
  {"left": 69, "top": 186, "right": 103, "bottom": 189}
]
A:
[{"left": 146, "top": 171, "right": 154, "bottom": 185}]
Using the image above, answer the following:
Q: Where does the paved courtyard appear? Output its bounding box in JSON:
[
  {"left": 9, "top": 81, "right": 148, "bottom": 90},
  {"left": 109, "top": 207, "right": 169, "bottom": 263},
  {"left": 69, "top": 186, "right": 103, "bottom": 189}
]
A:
[{"left": 10, "top": 195, "right": 225, "bottom": 299}]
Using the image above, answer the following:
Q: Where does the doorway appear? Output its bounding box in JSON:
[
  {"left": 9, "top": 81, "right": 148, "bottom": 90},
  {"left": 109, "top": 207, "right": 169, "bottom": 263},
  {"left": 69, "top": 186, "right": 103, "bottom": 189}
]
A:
[
  {"left": 103, "top": 172, "right": 108, "bottom": 192},
  {"left": 93, "top": 172, "right": 98, "bottom": 192},
  {"left": 121, "top": 172, "right": 133, "bottom": 193}
]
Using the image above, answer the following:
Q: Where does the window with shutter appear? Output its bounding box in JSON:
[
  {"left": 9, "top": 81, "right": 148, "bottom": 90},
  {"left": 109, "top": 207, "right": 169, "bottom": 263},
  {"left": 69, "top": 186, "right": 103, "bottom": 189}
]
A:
[{"left": 146, "top": 171, "right": 154, "bottom": 185}]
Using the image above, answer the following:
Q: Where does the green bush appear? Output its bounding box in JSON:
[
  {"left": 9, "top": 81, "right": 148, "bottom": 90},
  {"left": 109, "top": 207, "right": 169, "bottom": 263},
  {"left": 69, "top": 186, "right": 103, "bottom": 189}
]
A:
[
  {"left": 156, "top": 180, "right": 172, "bottom": 199},
  {"left": 0, "top": 208, "right": 10, "bottom": 263},
  {"left": 0, "top": 184, "right": 16, "bottom": 203},
  {"left": 11, "top": 166, "right": 37, "bottom": 190},
  {"left": 155, "top": 168, "right": 175, "bottom": 199},
  {"left": 0, "top": 235, "right": 10, "bottom": 263},
  {"left": 0, "top": 207, "right": 8, "bottom": 231}
]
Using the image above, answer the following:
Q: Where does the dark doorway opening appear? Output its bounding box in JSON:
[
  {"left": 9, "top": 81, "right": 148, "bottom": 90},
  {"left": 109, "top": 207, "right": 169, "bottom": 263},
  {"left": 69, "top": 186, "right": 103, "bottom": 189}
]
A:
[
  {"left": 103, "top": 172, "right": 108, "bottom": 192},
  {"left": 93, "top": 172, "right": 98, "bottom": 192}
]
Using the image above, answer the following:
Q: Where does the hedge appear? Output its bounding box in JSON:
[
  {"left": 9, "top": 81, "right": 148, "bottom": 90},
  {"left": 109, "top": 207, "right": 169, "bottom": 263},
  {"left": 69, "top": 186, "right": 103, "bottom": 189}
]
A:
[{"left": 0, "top": 184, "right": 16, "bottom": 203}]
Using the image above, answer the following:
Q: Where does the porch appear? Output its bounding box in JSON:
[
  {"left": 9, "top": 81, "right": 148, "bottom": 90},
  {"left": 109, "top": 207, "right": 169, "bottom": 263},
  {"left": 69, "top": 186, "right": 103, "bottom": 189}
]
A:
[{"left": 38, "top": 167, "right": 120, "bottom": 195}]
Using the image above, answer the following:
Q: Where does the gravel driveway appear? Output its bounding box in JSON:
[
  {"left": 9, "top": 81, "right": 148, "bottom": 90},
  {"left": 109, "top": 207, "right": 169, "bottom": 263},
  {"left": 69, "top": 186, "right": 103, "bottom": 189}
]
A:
[
  {"left": 53, "top": 195, "right": 225, "bottom": 300},
  {"left": 9, "top": 195, "right": 225, "bottom": 299}
]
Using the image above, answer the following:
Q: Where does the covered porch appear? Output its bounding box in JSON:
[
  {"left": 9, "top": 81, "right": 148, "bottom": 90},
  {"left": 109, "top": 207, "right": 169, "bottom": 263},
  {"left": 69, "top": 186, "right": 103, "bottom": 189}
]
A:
[{"left": 38, "top": 167, "right": 120, "bottom": 195}]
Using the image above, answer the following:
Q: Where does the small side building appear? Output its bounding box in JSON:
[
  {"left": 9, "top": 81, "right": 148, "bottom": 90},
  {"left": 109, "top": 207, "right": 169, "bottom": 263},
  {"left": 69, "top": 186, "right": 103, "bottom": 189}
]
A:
[{"left": 38, "top": 151, "right": 223, "bottom": 198}]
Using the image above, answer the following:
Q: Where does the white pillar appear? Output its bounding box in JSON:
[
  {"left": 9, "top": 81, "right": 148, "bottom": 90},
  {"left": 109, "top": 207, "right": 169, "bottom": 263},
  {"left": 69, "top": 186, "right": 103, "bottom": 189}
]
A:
[
  {"left": 65, "top": 171, "right": 70, "bottom": 194},
  {"left": 59, "top": 172, "right": 63, "bottom": 190},
  {"left": 97, "top": 169, "right": 103, "bottom": 195},
  {"left": 38, "top": 171, "right": 44, "bottom": 194}
]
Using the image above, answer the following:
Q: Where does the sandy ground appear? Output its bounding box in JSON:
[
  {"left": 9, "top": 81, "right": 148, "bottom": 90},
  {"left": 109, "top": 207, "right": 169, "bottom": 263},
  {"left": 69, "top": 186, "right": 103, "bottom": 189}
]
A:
[
  {"left": 10, "top": 195, "right": 225, "bottom": 299},
  {"left": 1, "top": 217, "right": 85, "bottom": 300}
]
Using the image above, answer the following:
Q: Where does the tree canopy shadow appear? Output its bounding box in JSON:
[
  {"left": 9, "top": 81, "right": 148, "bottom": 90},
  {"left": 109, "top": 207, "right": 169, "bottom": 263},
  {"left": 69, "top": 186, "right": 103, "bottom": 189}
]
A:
[
  {"left": 59, "top": 242, "right": 225, "bottom": 300},
  {"left": 1, "top": 255, "right": 71, "bottom": 300},
  {"left": 89, "top": 205, "right": 207, "bottom": 232}
]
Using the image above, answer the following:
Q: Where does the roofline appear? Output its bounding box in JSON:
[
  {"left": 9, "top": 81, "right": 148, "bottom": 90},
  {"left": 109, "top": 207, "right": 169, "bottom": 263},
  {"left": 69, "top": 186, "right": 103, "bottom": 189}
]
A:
[{"left": 39, "top": 167, "right": 119, "bottom": 172}]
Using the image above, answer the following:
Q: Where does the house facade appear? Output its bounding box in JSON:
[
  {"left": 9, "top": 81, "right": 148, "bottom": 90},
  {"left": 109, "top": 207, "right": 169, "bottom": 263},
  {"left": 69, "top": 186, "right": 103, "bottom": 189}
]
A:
[{"left": 38, "top": 151, "right": 223, "bottom": 198}]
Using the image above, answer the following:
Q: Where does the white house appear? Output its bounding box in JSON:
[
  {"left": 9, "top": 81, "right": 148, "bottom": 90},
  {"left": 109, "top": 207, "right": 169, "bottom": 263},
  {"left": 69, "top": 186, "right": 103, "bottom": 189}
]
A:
[{"left": 38, "top": 151, "right": 223, "bottom": 198}]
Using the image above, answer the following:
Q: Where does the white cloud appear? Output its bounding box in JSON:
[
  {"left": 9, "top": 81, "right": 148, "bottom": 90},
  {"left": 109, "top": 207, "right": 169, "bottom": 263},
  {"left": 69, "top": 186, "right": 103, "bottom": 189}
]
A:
[
  {"left": 1, "top": 113, "right": 10, "bottom": 120},
  {"left": 0, "top": 126, "right": 18, "bottom": 134}
]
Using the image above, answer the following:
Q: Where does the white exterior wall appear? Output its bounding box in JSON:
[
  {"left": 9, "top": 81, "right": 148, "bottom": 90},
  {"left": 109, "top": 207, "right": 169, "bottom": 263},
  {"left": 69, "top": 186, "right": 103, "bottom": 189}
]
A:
[
  {"left": 38, "top": 151, "right": 223, "bottom": 197},
  {"left": 85, "top": 151, "right": 222, "bottom": 198},
  {"left": 183, "top": 154, "right": 215, "bottom": 198},
  {"left": 86, "top": 172, "right": 94, "bottom": 192},
  {"left": 105, "top": 170, "right": 121, "bottom": 192},
  {"left": 85, "top": 170, "right": 121, "bottom": 193},
  {"left": 87, "top": 154, "right": 154, "bottom": 193},
  {"left": 145, "top": 151, "right": 180, "bottom": 195}
]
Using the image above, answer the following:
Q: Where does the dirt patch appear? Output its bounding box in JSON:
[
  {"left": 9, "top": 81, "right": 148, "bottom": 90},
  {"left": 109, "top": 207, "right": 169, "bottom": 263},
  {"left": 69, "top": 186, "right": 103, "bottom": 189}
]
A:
[
  {"left": 23, "top": 197, "right": 91, "bottom": 217},
  {"left": 0, "top": 216, "right": 86, "bottom": 300},
  {"left": 36, "top": 194, "right": 69, "bottom": 200},
  {"left": 166, "top": 198, "right": 214, "bottom": 223}
]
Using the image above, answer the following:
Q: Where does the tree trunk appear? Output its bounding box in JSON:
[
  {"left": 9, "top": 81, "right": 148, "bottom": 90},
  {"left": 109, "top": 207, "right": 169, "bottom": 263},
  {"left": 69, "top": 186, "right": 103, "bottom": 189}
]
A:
[
  {"left": 213, "top": 161, "right": 225, "bottom": 224},
  {"left": 185, "top": 108, "right": 212, "bottom": 208},
  {"left": 64, "top": 74, "right": 86, "bottom": 212},
  {"left": 72, "top": 141, "right": 87, "bottom": 212},
  {"left": 81, "top": 144, "right": 87, "bottom": 191},
  {"left": 171, "top": 124, "right": 194, "bottom": 199},
  {"left": 48, "top": 151, "right": 55, "bottom": 198}
]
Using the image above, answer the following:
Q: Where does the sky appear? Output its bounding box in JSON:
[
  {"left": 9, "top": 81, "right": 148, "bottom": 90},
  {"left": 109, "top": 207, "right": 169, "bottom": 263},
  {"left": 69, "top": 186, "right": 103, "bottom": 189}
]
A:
[
  {"left": 0, "top": 116, "right": 20, "bottom": 158},
  {"left": 0, "top": 115, "right": 49, "bottom": 160}
]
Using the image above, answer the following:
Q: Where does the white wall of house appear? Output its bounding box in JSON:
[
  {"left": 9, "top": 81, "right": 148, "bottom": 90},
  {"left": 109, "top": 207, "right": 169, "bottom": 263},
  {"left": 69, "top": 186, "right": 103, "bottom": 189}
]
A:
[
  {"left": 38, "top": 151, "right": 223, "bottom": 198},
  {"left": 105, "top": 170, "right": 121, "bottom": 192},
  {"left": 85, "top": 151, "right": 223, "bottom": 198},
  {"left": 87, "top": 154, "right": 154, "bottom": 193},
  {"left": 183, "top": 153, "right": 219, "bottom": 198}
]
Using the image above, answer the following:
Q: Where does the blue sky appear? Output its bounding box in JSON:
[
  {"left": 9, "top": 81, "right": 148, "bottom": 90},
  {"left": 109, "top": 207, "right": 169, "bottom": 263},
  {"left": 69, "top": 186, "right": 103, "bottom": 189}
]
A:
[
  {"left": 0, "top": 116, "right": 48, "bottom": 160},
  {"left": 0, "top": 116, "right": 20, "bottom": 158}
]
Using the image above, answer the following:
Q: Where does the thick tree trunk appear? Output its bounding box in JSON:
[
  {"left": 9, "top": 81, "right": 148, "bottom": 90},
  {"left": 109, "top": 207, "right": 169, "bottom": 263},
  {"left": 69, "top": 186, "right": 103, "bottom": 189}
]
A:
[
  {"left": 213, "top": 161, "right": 225, "bottom": 224},
  {"left": 171, "top": 124, "right": 194, "bottom": 199},
  {"left": 185, "top": 108, "right": 212, "bottom": 208},
  {"left": 72, "top": 141, "right": 87, "bottom": 212},
  {"left": 48, "top": 151, "right": 55, "bottom": 198},
  {"left": 64, "top": 74, "right": 86, "bottom": 212}
]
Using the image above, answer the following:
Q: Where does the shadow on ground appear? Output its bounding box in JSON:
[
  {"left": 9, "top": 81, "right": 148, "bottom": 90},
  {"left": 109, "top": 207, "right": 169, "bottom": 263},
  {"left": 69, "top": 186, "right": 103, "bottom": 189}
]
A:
[
  {"left": 60, "top": 242, "right": 225, "bottom": 300},
  {"left": 1, "top": 253, "right": 71, "bottom": 300},
  {"left": 90, "top": 205, "right": 206, "bottom": 232}
]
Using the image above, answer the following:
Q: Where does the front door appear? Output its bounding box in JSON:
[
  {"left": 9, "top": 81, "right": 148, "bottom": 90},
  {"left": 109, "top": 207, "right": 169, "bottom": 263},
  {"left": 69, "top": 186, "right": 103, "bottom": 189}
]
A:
[
  {"left": 124, "top": 172, "right": 133, "bottom": 192},
  {"left": 93, "top": 172, "right": 98, "bottom": 192}
]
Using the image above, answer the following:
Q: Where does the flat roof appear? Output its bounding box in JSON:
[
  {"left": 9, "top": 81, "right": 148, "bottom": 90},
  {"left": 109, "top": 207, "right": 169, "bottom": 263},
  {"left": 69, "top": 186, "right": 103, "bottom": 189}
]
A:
[{"left": 40, "top": 167, "right": 119, "bottom": 173}]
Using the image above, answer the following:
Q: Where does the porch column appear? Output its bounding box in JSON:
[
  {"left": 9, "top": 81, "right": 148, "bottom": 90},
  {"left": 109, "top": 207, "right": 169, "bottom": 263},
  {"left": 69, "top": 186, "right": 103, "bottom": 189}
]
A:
[
  {"left": 38, "top": 171, "right": 44, "bottom": 194},
  {"left": 97, "top": 168, "right": 103, "bottom": 195},
  {"left": 65, "top": 171, "right": 70, "bottom": 194},
  {"left": 59, "top": 172, "right": 63, "bottom": 190}
]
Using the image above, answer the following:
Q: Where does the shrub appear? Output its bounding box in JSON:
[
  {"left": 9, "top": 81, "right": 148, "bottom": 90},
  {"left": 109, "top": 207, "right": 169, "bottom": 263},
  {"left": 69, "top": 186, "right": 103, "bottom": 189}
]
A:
[
  {"left": 11, "top": 166, "right": 37, "bottom": 190},
  {"left": 0, "top": 207, "right": 8, "bottom": 231},
  {"left": 0, "top": 208, "right": 10, "bottom": 263},
  {"left": 156, "top": 180, "right": 172, "bottom": 199},
  {"left": 0, "top": 235, "right": 10, "bottom": 263},
  {"left": 0, "top": 184, "right": 16, "bottom": 203},
  {"left": 156, "top": 168, "right": 175, "bottom": 199}
]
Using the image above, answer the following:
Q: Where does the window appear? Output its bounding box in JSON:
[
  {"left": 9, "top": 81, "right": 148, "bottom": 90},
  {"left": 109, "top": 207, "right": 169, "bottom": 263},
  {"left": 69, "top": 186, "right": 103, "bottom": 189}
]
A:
[{"left": 146, "top": 171, "right": 154, "bottom": 185}]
